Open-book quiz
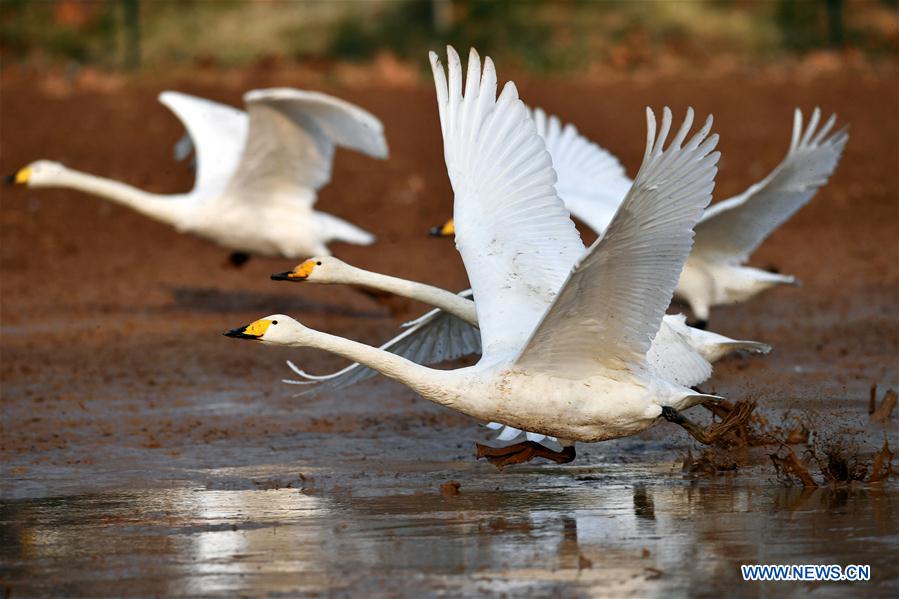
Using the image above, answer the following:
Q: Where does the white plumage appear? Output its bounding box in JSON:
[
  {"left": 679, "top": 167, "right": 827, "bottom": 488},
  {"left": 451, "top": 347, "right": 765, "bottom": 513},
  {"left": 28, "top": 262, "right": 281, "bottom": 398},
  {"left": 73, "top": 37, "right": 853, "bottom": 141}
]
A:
[
  {"left": 523, "top": 105, "right": 847, "bottom": 323},
  {"left": 227, "top": 47, "right": 728, "bottom": 452},
  {"left": 275, "top": 256, "right": 766, "bottom": 395},
  {"left": 9, "top": 89, "right": 388, "bottom": 259}
]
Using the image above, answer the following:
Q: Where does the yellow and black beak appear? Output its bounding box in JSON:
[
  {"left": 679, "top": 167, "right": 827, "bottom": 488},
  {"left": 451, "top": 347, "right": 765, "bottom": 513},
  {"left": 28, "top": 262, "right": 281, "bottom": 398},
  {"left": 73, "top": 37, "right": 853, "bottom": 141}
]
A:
[
  {"left": 429, "top": 218, "right": 455, "bottom": 237},
  {"left": 224, "top": 324, "right": 260, "bottom": 339},
  {"left": 4, "top": 167, "right": 30, "bottom": 186},
  {"left": 224, "top": 319, "right": 272, "bottom": 340},
  {"left": 270, "top": 271, "right": 298, "bottom": 281},
  {"left": 271, "top": 259, "right": 315, "bottom": 282}
]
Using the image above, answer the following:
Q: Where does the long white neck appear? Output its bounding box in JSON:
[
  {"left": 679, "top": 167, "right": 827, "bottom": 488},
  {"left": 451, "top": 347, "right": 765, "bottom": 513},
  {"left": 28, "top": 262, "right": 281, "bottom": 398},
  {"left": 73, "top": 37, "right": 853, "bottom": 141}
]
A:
[
  {"left": 340, "top": 265, "right": 478, "bottom": 325},
  {"left": 285, "top": 327, "right": 460, "bottom": 406},
  {"left": 45, "top": 166, "right": 191, "bottom": 227}
]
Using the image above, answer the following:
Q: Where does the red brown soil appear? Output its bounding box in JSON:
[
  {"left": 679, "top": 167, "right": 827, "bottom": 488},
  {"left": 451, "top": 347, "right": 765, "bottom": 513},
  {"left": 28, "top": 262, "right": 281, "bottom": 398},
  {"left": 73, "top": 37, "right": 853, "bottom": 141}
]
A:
[
  {"left": 1, "top": 62, "right": 897, "bottom": 472},
  {"left": 0, "top": 59, "right": 897, "bottom": 598}
]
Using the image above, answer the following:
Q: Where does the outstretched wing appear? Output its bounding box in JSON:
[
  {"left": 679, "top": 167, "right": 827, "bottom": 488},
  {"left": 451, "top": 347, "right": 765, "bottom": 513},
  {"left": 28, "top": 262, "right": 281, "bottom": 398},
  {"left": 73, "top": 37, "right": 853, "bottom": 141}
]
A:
[
  {"left": 283, "top": 305, "right": 481, "bottom": 392},
  {"left": 430, "top": 47, "right": 584, "bottom": 360},
  {"left": 158, "top": 91, "right": 248, "bottom": 198},
  {"left": 531, "top": 107, "right": 633, "bottom": 233},
  {"left": 693, "top": 108, "right": 848, "bottom": 263},
  {"left": 516, "top": 108, "right": 720, "bottom": 379},
  {"left": 223, "top": 88, "right": 388, "bottom": 206}
]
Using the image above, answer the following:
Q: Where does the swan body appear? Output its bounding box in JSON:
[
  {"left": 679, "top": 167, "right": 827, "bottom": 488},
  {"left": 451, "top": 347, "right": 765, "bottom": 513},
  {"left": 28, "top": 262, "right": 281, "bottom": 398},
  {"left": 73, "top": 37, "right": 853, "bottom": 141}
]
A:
[
  {"left": 227, "top": 47, "right": 723, "bottom": 448},
  {"left": 233, "top": 315, "right": 685, "bottom": 442},
  {"left": 8, "top": 89, "right": 388, "bottom": 259}
]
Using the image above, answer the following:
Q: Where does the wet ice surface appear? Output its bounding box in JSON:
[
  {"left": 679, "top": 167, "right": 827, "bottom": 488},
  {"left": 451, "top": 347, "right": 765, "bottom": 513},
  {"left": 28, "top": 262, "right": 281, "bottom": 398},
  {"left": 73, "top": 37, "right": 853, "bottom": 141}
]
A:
[
  {"left": 2, "top": 297, "right": 897, "bottom": 596},
  {"left": 3, "top": 394, "right": 898, "bottom": 597}
]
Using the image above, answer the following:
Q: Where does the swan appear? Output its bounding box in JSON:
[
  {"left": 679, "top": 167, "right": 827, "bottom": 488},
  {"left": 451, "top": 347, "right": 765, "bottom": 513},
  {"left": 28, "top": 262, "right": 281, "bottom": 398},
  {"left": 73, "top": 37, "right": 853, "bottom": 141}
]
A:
[
  {"left": 272, "top": 256, "right": 768, "bottom": 446},
  {"left": 6, "top": 88, "right": 388, "bottom": 264},
  {"left": 271, "top": 256, "right": 769, "bottom": 392},
  {"left": 226, "top": 47, "right": 739, "bottom": 467},
  {"left": 433, "top": 107, "right": 848, "bottom": 326}
]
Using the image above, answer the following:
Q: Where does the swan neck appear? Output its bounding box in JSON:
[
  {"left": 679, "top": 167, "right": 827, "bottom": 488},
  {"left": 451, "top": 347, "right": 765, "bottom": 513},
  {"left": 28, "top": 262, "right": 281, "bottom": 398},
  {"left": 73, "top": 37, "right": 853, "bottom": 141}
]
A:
[
  {"left": 345, "top": 266, "right": 477, "bottom": 325},
  {"left": 298, "top": 328, "right": 452, "bottom": 401},
  {"left": 51, "top": 167, "right": 189, "bottom": 226}
]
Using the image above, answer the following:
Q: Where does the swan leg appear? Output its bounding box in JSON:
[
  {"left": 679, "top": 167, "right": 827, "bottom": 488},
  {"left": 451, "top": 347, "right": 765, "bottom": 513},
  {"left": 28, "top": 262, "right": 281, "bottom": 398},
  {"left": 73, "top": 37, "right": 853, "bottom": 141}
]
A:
[
  {"left": 475, "top": 441, "right": 576, "bottom": 470},
  {"left": 227, "top": 252, "right": 251, "bottom": 268},
  {"left": 662, "top": 401, "right": 755, "bottom": 445}
]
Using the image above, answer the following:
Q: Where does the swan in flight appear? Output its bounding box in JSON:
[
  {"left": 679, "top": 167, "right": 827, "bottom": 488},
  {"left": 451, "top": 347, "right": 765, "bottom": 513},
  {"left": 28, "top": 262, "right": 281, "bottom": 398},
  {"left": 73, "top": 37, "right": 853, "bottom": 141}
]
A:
[
  {"left": 6, "top": 89, "right": 388, "bottom": 265},
  {"left": 433, "top": 107, "right": 847, "bottom": 326},
  {"left": 271, "top": 256, "right": 769, "bottom": 393},
  {"left": 226, "top": 47, "right": 739, "bottom": 467}
]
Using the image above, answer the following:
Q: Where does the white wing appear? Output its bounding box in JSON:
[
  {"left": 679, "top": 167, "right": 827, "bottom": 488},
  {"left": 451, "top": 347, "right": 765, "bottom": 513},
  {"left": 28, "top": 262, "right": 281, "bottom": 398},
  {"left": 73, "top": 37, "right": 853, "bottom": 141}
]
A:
[
  {"left": 516, "top": 108, "right": 720, "bottom": 378},
  {"left": 222, "top": 88, "right": 388, "bottom": 206},
  {"left": 648, "top": 318, "right": 713, "bottom": 387},
  {"left": 531, "top": 107, "right": 633, "bottom": 233},
  {"left": 694, "top": 108, "right": 848, "bottom": 263},
  {"left": 430, "top": 47, "right": 584, "bottom": 359},
  {"left": 158, "top": 91, "right": 248, "bottom": 199},
  {"left": 283, "top": 306, "right": 481, "bottom": 392}
]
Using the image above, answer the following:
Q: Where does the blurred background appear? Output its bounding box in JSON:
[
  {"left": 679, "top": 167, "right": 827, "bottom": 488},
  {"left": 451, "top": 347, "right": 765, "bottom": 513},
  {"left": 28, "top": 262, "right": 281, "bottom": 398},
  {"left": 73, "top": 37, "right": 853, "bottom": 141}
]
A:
[
  {"left": 2, "top": 4, "right": 898, "bottom": 595},
  {"left": 2, "top": 0, "right": 897, "bottom": 80}
]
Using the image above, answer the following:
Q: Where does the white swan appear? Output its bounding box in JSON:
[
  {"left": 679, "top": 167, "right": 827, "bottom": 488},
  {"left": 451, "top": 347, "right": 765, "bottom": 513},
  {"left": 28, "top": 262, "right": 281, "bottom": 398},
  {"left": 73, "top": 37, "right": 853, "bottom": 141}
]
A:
[
  {"left": 271, "top": 256, "right": 769, "bottom": 393},
  {"left": 226, "top": 47, "right": 735, "bottom": 466},
  {"left": 6, "top": 89, "right": 388, "bottom": 264},
  {"left": 434, "top": 107, "right": 847, "bottom": 325}
]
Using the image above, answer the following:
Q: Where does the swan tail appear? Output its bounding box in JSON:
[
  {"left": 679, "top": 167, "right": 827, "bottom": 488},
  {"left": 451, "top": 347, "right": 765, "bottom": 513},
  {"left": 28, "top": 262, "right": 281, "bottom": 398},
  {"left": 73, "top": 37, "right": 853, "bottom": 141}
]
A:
[
  {"left": 697, "top": 337, "right": 772, "bottom": 363},
  {"left": 715, "top": 340, "right": 772, "bottom": 355},
  {"left": 314, "top": 211, "right": 376, "bottom": 246},
  {"left": 670, "top": 391, "right": 724, "bottom": 411}
]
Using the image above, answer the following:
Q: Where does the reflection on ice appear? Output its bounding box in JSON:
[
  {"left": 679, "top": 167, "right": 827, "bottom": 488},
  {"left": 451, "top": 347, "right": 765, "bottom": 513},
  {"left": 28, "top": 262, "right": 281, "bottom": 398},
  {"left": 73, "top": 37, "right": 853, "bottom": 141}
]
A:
[{"left": 1, "top": 480, "right": 896, "bottom": 596}]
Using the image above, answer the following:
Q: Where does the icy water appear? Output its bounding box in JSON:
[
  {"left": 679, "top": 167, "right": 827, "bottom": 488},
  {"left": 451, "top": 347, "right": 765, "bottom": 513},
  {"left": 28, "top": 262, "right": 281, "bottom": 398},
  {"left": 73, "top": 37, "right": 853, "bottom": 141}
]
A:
[
  {"left": 2, "top": 67, "right": 897, "bottom": 596},
  {"left": 2, "top": 426, "right": 898, "bottom": 597}
]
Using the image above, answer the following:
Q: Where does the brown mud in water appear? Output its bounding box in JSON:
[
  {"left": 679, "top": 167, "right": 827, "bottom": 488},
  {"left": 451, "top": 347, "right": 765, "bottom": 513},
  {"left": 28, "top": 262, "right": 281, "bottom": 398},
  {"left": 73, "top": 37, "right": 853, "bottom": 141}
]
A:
[{"left": 1, "top": 64, "right": 897, "bottom": 595}]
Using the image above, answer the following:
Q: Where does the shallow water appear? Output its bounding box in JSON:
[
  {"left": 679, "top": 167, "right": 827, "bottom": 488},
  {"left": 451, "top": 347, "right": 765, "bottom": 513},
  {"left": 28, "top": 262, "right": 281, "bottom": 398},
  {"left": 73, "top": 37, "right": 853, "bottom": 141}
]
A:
[
  {"left": 3, "top": 430, "right": 898, "bottom": 597},
  {"left": 2, "top": 68, "right": 898, "bottom": 596}
]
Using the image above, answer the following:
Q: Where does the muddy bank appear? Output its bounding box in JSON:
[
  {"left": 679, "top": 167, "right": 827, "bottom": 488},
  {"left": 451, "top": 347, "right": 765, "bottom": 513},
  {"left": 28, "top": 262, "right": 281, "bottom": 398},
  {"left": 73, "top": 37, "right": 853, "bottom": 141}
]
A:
[{"left": 1, "top": 64, "right": 897, "bottom": 595}]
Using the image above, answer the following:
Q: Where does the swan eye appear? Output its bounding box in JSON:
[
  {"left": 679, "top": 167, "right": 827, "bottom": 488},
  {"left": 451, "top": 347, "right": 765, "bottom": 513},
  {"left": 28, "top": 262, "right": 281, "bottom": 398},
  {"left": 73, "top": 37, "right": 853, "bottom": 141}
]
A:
[
  {"left": 316, "top": 261, "right": 322, "bottom": 266},
  {"left": 272, "top": 320, "right": 278, "bottom": 325}
]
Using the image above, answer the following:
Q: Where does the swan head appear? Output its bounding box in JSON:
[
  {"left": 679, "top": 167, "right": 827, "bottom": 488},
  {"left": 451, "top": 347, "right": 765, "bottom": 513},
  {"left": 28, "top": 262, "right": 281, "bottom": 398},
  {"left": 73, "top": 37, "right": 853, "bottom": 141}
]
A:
[
  {"left": 428, "top": 218, "right": 454, "bottom": 237},
  {"left": 5, "top": 160, "right": 65, "bottom": 187},
  {"left": 223, "top": 314, "right": 307, "bottom": 345},
  {"left": 270, "top": 256, "right": 352, "bottom": 284}
]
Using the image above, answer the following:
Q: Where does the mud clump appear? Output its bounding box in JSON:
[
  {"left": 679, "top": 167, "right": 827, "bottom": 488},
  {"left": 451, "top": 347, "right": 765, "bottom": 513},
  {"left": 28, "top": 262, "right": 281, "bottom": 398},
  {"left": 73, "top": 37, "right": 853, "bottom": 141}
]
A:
[
  {"left": 869, "top": 387, "right": 896, "bottom": 424},
  {"left": 439, "top": 480, "right": 461, "bottom": 497},
  {"left": 770, "top": 447, "right": 819, "bottom": 487},
  {"left": 682, "top": 446, "right": 739, "bottom": 476},
  {"left": 867, "top": 440, "right": 894, "bottom": 483},
  {"left": 770, "top": 439, "right": 893, "bottom": 487}
]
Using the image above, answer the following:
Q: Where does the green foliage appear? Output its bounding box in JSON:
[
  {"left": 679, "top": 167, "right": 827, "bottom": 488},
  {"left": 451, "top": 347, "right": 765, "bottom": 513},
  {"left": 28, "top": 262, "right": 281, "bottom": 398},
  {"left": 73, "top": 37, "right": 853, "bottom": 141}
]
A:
[
  {"left": 0, "top": 0, "right": 895, "bottom": 71},
  {"left": 1, "top": 0, "right": 118, "bottom": 64},
  {"left": 327, "top": 0, "right": 560, "bottom": 72}
]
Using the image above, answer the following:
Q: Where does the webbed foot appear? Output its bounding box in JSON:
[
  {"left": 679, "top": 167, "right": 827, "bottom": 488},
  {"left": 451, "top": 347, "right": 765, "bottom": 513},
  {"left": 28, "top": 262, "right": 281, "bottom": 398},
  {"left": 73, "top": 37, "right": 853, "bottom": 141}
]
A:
[
  {"left": 663, "top": 401, "right": 755, "bottom": 445},
  {"left": 476, "top": 441, "right": 576, "bottom": 470}
]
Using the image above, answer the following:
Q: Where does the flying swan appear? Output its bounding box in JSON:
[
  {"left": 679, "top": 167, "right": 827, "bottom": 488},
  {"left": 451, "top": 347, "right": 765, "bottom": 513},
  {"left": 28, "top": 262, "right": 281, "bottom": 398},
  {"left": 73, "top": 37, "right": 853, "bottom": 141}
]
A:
[
  {"left": 270, "top": 256, "right": 769, "bottom": 393},
  {"left": 6, "top": 89, "right": 388, "bottom": 264},
  {"left": 433, "top": 107, "right": 848, "bottom": 326},
  {"left": 225, "top": 47, "right": 744, "bottom": 467}
]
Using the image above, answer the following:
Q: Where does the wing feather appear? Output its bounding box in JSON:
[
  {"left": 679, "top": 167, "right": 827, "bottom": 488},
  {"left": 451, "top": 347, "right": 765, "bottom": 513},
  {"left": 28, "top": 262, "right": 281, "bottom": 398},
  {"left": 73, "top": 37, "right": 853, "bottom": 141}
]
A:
[
  {"left": 693, "top": 108, "right": 848, "bottom": 262},
  {"left": 516, "top": 107, "right": 720, "bottom": 378},
  {"left": 158, "top": 91, "right": 248, "bottom": 198},
  {"left": 222, "top": 88, "right": 388, "bottom": 206},
  {"left": 531, "top": 107, "right": 634, "bottom": 233},
  {"left": 430, "top": 47, "right": 584, "bottom": 360}
]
